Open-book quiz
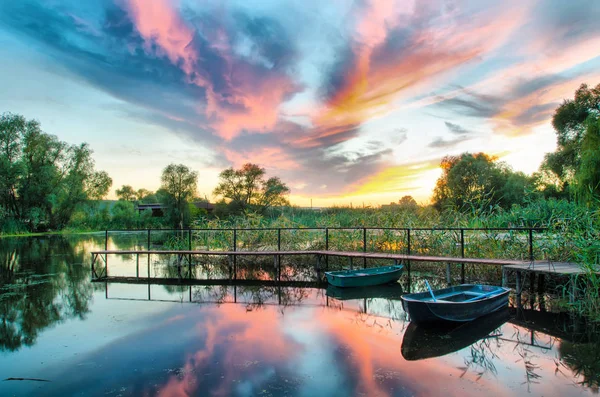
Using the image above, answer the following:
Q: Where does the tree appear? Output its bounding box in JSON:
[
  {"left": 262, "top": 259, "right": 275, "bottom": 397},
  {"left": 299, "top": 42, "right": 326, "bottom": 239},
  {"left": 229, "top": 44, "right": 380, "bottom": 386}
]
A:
[
  {"left": 136, "top": 188, "right": 153, "bottom": 202},
  {"left": 159, "top": 164, "right": 198, "bottom": 228},
  {"left": 0, "top": 113, "right": 111, "bottom": 230},
  {"left": 576, "top": 118, "right": 600, "bottom": 204},
  {"left": 51, "top": 143, "right": 112, "bottom": 228},
  {"left": 86, "top": 171, "right": 112, "bottom": 201},
  {"left": 213, "top": 163, "right": 290, "bottom": 215},
  {"left": 432, "top": 153, "right": 531, "bottom": 212},
  {"left": 116, "top": 185, "right": 136, "bottom": 201},
  {"left": 398, "top": 195, "right": 418, "bottom": 209},
  {"left": 541, "top": 83, "right": 600, "bottom": 193}
]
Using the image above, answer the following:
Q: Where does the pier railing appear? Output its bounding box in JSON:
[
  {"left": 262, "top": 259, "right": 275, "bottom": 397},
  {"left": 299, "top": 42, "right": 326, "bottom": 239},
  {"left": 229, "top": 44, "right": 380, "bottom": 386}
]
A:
[{"left": 101, "top": 226, "right": 547, "bottom": 264}]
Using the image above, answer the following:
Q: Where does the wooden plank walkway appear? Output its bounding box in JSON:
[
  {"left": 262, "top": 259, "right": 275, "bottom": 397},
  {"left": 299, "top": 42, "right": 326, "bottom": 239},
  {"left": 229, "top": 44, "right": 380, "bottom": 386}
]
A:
[
  {"left": 90, "top": 249, "right": 587, "bottom": 285},
  {"left": 504, "top": 261, "right": 586, "bottom": 275},
  {"left": 93, "top": 276, "right": 324, "bottom": 288},
  {"left": 91, "top": 249, "right": 531, "bottom": 266}
]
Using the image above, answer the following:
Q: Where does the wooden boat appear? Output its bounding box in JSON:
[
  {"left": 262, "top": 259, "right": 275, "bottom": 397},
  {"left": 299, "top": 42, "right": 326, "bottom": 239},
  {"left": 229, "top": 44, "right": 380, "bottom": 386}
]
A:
[
  {"left": 401, "top": 308, "right": 510, "bottom": 360},
  {"left": 326, "top": 283, "right": 403, "bottom": 300},
  {"left": 400, "top": 284, "right": 510, "bottom": 324},
  {"left": 325, "top": 265, "right": 404, "bottom": 288}
]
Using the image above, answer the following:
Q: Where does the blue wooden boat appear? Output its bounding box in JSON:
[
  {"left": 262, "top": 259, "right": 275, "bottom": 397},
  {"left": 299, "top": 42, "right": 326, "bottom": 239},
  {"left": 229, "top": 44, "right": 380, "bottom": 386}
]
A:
[
  {"left": 401, "top": 284, "right": 510, "bottom": 324},
  {"left": 325, "top": 265, "right": 404, "bottom": 288}
]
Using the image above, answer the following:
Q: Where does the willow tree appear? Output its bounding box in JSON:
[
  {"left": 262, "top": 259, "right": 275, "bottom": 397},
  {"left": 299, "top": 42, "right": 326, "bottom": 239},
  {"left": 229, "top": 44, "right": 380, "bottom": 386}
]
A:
[{"left": 0, "top": 112, "right": 112, "bottom": 231}]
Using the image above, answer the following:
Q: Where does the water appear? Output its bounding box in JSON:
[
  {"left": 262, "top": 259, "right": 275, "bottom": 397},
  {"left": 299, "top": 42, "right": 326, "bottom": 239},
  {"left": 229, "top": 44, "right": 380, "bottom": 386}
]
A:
[{"left": 0, "top": 234, "right": 598, "bottom": 396}]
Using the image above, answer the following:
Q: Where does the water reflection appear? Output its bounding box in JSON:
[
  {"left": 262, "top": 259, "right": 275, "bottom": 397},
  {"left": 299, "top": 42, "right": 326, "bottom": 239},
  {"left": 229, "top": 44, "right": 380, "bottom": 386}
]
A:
[
  {"left": 1, "top": 235, "right": 600, "bottom": 396},
  {"left": 401, "top": 308, "right": 509, "bottom": 361},
  {"left": 0, "top": 236, "right": 99, "bottom": 351}
]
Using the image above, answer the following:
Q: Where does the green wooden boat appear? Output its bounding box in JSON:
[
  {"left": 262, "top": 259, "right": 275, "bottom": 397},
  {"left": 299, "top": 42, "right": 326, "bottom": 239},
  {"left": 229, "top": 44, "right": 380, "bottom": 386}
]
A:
[{"left": 325, "top": 265, "right": 404, "bottom": 288}]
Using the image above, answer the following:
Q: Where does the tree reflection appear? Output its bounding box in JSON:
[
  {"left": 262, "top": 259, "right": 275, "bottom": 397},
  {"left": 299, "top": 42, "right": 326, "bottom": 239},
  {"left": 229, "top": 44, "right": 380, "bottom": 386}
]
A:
[
  {"left": 0, "top": 236, "right": 95, "bottom": 351},
  {"left": 459, "top": 336, "right": 501, "bottom": 380},
  {"left": 558, "top": 324, "right": 600, "bottom": 392}
]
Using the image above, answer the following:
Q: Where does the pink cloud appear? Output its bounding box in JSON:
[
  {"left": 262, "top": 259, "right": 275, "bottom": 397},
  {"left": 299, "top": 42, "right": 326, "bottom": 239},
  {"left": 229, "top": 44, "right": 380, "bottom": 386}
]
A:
[
  {"left": 125, "top": 0, "right": 197, "bottom": 76},
  {"left": 124, "top": 0, "right": 301, "bottom": 141},
  {"left": 222, "top": 146, "right": 299, "bottom": 170}
]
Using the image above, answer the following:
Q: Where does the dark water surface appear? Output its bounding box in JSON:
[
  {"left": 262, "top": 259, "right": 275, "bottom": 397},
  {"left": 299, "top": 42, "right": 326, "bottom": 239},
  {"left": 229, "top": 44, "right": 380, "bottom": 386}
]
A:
[{"left": 0, "top": 235, "right": 599, "bottom": 396}]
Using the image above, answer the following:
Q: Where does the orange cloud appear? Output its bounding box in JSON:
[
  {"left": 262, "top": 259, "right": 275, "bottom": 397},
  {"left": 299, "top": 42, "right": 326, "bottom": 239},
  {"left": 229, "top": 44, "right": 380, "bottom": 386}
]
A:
[
  {"left": 350, "top": 160, "right": 441, "bottom": 196},
  {"left": 307, "top": 1, "right": 530, "bottom": 146}
]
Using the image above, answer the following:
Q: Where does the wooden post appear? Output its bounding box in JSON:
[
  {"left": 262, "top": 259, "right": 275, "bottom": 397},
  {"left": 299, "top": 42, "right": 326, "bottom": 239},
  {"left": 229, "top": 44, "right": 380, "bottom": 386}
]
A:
[
  {"left": 502, "top": 267, "right": 507, "bottom": 287},
  {"left": 105, "top": 230, "right": 108, "bottom": 251},
  {"left": 233, "top": 229, "right": 237, "bottom": 273},
  {"left": 570, "top": 275, "right": 578, "bottom": 304},
  {"left": 538, "top": 274, "right": 545, "bottom": 295},
  {"left": 147, "top": 229, "right": 151, "bottom": 250},
  {"left": 460, "top": 229, "right": 465, "bottom": 283},
  {"left": 363, "top": 227, "right": 367, "bottom": 269},
  {"left": 538, "top": 273, "right": 546, "bottom": 311},
  {"left": 446, "top": 263, "right": 451, "bottom": 284},
  {"left": 529, "top": 228, "right": 534, "bottom": 262},
  {"left": 349, "top": 256, "right": 353, "bottom": 270},
  {"left": 277, "top": 228, "right": 281, "bottom": 277},
  {"left": 406, "top": 229, "right": 411, "bottom": 278},
  {"left": 529, "top": 272, "right": 535, "bottom": 294},
  {"left": 516, "top": 271, "right": 522, "bottom": 294},
  {"left": 136, "top": 253, "right": 139, "bottom": 278},
  {"left": 188, "top": 229, "right": 192, "bottom": 279},
  {"left": 325, "top": 228, "right": 329, "bottom": 270}
]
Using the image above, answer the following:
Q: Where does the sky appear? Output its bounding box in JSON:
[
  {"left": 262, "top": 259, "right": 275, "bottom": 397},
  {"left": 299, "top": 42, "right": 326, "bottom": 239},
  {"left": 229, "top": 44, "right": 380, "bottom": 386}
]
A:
[{"left": 0, "top": 0, "right": 599, "bottom": 206}]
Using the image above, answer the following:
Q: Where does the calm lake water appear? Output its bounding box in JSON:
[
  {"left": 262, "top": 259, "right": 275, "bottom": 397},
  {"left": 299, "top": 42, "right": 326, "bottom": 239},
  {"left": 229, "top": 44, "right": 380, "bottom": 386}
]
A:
[{"left": 0, "top": 234, "right": 598, "bottom": 396}]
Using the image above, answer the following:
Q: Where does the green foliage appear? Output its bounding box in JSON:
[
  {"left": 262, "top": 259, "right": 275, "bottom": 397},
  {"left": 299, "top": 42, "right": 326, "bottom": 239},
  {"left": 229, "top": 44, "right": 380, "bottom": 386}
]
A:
[
  {"left": 541, "top": 83, "right": 600, "bottom": 197},
  {"left": 116, "top": 185, "right": 136, "bottom": 201},
  {"left": 0, "top": 113, "right": 111, "bottom": 232},
  {"left": 159, "top": 164, "right": 198, "bottom": 228},
  {"left": 213, "top": 163, "right": 290, "bottom": 216},
  {"left": 575, "top": 119, "right": 600, "bottom": 204},
  {"left": 432, "top": 153, "right": 532, "bottom": 212},
  {"left": 136, "top": 188, "right": 154, "bottom": 202}
]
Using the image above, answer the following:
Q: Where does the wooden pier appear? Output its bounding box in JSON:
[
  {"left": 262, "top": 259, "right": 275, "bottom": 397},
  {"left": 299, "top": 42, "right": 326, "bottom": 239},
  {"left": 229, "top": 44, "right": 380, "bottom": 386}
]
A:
[{"left": 90, "top": 249, "right": 588, "bottom": 293}]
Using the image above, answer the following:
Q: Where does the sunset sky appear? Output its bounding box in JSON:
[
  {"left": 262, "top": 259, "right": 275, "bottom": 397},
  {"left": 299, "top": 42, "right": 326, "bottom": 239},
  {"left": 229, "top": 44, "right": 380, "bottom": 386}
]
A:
[{"left": 0, "top": 0, "right": 599, "bottom": 206}]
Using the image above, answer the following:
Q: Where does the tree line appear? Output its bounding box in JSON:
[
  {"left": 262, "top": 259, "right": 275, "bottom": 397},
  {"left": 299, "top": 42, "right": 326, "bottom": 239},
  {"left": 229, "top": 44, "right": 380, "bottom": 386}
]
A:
[{"left": 1, "top": 82, "right": 598, "bottom": 233}]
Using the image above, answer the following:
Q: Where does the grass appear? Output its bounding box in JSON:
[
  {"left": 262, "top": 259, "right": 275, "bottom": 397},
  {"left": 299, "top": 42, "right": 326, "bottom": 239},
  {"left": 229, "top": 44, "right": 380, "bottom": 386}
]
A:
[{"left": 5, "top": 197, "right": 599, "bottom": 320}]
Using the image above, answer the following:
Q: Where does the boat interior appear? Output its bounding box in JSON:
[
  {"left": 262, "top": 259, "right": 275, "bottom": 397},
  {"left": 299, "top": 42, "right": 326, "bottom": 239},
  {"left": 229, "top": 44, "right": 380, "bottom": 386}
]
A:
[{"left": 419, "top": 288, "right": 504, "bottom": 303}]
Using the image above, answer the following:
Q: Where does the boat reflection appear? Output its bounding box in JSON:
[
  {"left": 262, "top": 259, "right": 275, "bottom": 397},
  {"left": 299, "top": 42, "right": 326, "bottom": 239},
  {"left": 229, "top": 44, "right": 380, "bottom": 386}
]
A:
[
  {"left": 401, "top": 308, "right": 510, "bottom": 360},
  {"left": 326, "top": 282, "right": 403, "bottom": 300}
]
